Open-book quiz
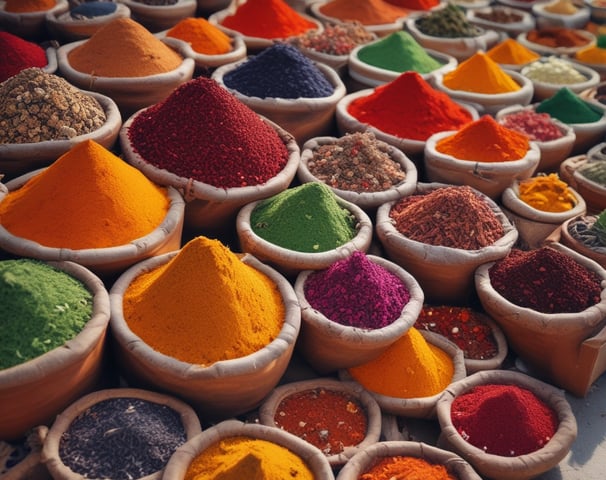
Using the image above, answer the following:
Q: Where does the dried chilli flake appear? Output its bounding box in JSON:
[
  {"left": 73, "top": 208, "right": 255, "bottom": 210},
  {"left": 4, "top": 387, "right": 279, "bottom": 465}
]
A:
[
  {"left": 415, "top": 305, "right": 498, "bottom": 360},
  {"left": 307, "top": 131, "right": 406, "bottom": 193},
  {"left": 498, "top": 109, "right": 564, "bottom": 142},
  {"left": 58, "top": 397, "right": 187, "bottom": 480},
  {"left": 389, "top": 185, "right": 505, "bottom": 250},
  {"left": 288, "top": 21, "right": 375, "bottom": 56},
  {"left": 274, "top": 387, "right": 368, "bottom": 455}
]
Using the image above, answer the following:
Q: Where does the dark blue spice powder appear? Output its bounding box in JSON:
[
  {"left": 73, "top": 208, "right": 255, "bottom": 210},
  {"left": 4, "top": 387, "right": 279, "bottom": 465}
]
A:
[
  {"left": 58, "top": 397, "right": 187, "bottom": 480},
  {"left": 70, "top": 1, "right": 117, "bottom": 19},
  {"left": 222, "top": 42, "right": 335, "bottom": 99}
]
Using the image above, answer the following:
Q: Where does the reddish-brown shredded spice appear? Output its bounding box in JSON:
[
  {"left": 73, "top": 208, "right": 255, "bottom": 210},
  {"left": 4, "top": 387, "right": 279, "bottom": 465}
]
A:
[{"left": 273, "top": 387, "right": 368, "bottom": 455}]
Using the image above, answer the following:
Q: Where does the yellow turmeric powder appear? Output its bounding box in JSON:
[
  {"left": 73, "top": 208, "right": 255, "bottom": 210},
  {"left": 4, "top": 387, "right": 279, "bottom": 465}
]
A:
[
  {"left": 517, "top": 173, "right": 577, "bottom": 213},
  {"left": 166, "top": 17, "right": 232, "bottom": 55},
  {"left": 4, "top": 0, "right": 55, "bottom": 12},
  {"left": 348, "top": 327, "right": 454, "bottom": 398},
  {"left": 361, "top": 456, "right": 456, "bottom": 480},
  {"left": 436, "top": 115, "right": 530, "bottom": 162},
  {"left": 122, "top": 236, "right": 285, "bottom": 365},
  {"left": 184, "top": 436, "right": 314, "bottom": 480},
  {"left": 442, "top": 51, "right": 521, "bottom": 94},
  {"left": 0, "top": 139, "right": 170, "bottom": 249},
  {"left": 68, "top": 17, "right": 183, "bottom": 77}
]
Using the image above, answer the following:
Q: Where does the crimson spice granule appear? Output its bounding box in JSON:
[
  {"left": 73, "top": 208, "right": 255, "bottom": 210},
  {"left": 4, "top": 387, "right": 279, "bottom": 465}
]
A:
[
  {"left": 59, "top": 397, "right": 187, "bottom": 479},
  {"left": 415, "top": 305, "right": 498, "bottom": 360},
  {"left": 127, "top": 76, "right": 289, "bottom": 189},
  {"left": 288, "top": 21, "right": 375, "bottom": 56},
  {"left": 304, "top": 251, "right": 411, "bottom": 329},
  {"left": 498, "top": 110, "right": 564, "bottom": 142},
  {"left": 389, "top": 185, "right": 505, "bottom": 250},
  {"left": 489, "top": 246, "right": 603, "bottom": 314},
  {"left": 274, "top": 387, "right": 368, "bottom": 455},
  {"left": 451, "top": 383, "right": 558, "bottom": 456},
  {"left": 307, "top": 131, "right": 406, "bottom": 193}
]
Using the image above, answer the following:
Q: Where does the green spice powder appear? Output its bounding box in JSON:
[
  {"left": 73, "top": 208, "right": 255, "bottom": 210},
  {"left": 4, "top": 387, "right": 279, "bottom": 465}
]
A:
[
  {"left": 357, "top": 31, "right": 443, "bottom": 74},
  {"left": 0, "top": 259, "right": 93, "bottom": 369},
  {"left": 535, "top": 87, "right": 603, "bottom": 124},
  {"left": 250, "top": 182, "right": 357, "bottom": 253}
]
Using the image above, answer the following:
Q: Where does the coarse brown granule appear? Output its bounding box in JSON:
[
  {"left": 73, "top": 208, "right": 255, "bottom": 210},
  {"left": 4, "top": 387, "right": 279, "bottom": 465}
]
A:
[
  {"left": 0, "top": 68, "right": 106, "bottom": 144},
  {"left": 307, "top": 131, "right": 406, "bottom": 192}
]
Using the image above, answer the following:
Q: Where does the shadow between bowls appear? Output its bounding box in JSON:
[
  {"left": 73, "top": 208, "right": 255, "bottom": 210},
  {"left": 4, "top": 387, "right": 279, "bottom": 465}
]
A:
[
  {"left": 57, "top": 40, "right": 195, "bottom": 117},
  {"left": 0, "top": 175, "right": 185, "bottom": 281},
  {"left": 0, "top": 260, "right": 110, "bottom": 442},
  {"left": 435, "top": 369, "right": 578, "bottom": 480},
  {"left": 0, "top": 90, "right": 122, "bottom": 182},
  {"left": 108, "top": 252, "right": 302, "bottom": 422},
  {"left": 257, "top": 378, "right": 383, "bottom": 470},
  {"left": 338, "top": 330, "right": 467, "bottom": 419},
  {"left": 293, "top": 254, "right": 425, "bottom": 374}
]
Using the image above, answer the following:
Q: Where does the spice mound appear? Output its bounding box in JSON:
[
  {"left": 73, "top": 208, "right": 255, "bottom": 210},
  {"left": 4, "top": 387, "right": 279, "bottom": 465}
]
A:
[
  {"left": 522, "top": 56, "right": 587, "bottom": 85},
  {"left": 498, "top": 109, "right": 564, "bottom": 142},
  {"left": 250, "top": 182, "right": 357, "bottom": 253},
  {"left": 317, "top": 0, "right": 410, "bottom": 26},
  {"left": 451, "top": 384, "right": 558, "bottom": 456},
  {"left": 220, "top": 0, "right": 318, "bottom": 39},
  {"left": 436, "top": 115, "right": 530, "bottom": 162},
  {"left": 415, "top": 3, "right": 484, "bottom": 38},
  {"left": 123, "top": 236, "right": 285, "bottom": 366},
  {"left": 389, "top": 185, "right": 506, "bottom": 250},
  {"left": 166, "top": 17, "right": 232, "bottom": 55},
  {"left": 348, "top": 327, "right": 454, "bottom": 398},
  {"left": 0, "top": 31, "right": 48, "bottom": 83},
  {"left": 485, "top": 38, "right": 540, "bottom": 66},
  {"left": 68, "top": 1, "right": 118, "bottom": 19},
  {"left": 67, "top": 17, "right": 183, "bottom": 77},
  {"left": 415, "top": 305, "right": 498, "bottom": 361},
  {"left": 488, "top": 246, "right": 603, "bottom": 313},
  {"left": 127, "top": 76, "right": 289, "bottom": 189},
  {"left": 577, "top": 158, "right": 606, "bottom": 186},
  {"left": 525, "top": 27, "right": 592, "bottom": 49},
  {"left": 0, "top": 68, "right": 106, "bottom": 144},
  {"left": 59, "top": 397, "right": 187, "bottom": 479},
  {"left": 4, "top": 0, "right": 56, "bottom": 13},
  {"left": 346, "top": 71, "right": 474, "bottom": 142},
  {"left": 307, "top": 131, "right": 406, "bottom": 193},
  {"left": 288, "top": 21, "right": 374, "bottom": 56},
  {"left": 184, "top": 435, "right": 314, "bottom": 480},
  {"left": 0, "top": 139, "right": 170, "bottom": 250},
  {"left": 442, "top": 52, "right": 521, "bottom": 94},
  {"left": 360, "top": 456, "right": 456, "bottom": 480},
  {"left": 535, "top": 87, "right": 603, "bottom": 124},
  {"left": 222, "top": 43, "right": 335, "bottom": 99},
  {"left": 304, "top": 251, "right": 411, "bottom": 329},
  {"left": 273, "top": 387, "right": 368, "bottom": 455},
  {"left": 517, "top": 173, "right": 577, "bottom": 212},
  {"left": 0, "top": 259, "right": 93, "bottom": 370}
]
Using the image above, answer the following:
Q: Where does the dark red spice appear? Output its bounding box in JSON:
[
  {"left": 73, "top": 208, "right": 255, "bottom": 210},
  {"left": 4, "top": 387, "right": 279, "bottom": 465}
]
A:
[
  {"left": 127, "top": 76, "right": 289, "bottom": 189},
  {"left": 415, "top": 305, "right": 498, "bottom": 360},
  {"left": 451, "top": 384, "right": 558, "bottom": 456},
  {"left": 273, "top": 387, "right": 368, "bottom": 455},
  {"left": 389, "top": 185, "right": 505, "bottom": 250},
  {"left": 0, "top": 32, "right": 48, "bottom": 83},
  {"left": 304, "top": 251, "right": 411, "bottom": 329},
  {"left": 489, "top": 246, "right": 602, "bottom": 314}
]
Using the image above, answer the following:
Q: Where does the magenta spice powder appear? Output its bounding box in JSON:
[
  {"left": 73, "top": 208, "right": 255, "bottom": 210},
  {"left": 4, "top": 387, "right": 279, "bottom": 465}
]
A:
[
  {"left": 126, "top": 76, "right": 289, "bottom": 188},
  {"left": 304, "top": 251, "right": 411, "bottom": 329}
]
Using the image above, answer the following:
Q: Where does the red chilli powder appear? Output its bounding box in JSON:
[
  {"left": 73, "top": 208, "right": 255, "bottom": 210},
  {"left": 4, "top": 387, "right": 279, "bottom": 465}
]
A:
[
  {"left": 127, "top": 77, "right": 289, "bottom": 188},
  {"left": 451, "top": 383, "right": 558, "bottom": 456},
  {"left": 0, "top": 32, "right": 48, "bottom": 83},
  {"left": 346, "top": 71, "right": 474, "bottom": 141}
]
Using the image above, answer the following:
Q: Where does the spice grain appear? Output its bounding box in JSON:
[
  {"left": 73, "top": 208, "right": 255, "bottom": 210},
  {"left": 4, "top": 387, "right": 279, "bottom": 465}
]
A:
[
  {"left": 288, "top": 21, "right": 374, "bottom": 56},
  {"left": 361, "top": 456, "right": 456, "bottom": 480},
  {"left": 0, "top": 32, "right": 48, "bottom": 83},
  {"left": 498, "top": 109, "right": 564, "bottom": 142}
]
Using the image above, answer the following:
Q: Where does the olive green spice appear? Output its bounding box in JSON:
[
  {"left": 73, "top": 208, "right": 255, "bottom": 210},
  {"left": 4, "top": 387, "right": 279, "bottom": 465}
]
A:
[
  {"left": 415, "top": 3, "right": 483, "bottom": 38},
  {"left": 250, "top": 182, "right": 357, "bottom": 253},
  {"left": 0, "top": 259, "right": 93, "bottom": 369}
]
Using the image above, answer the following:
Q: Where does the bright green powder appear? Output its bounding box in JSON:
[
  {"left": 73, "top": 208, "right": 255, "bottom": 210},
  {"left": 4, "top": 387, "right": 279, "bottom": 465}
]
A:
[
  {"left": 250, "top": 182, "right": 357, "bottom": 253},
  {"left": 535, "top": 87, "right": 603, "bottom": 124},
  {"left": 0, "top": 259, "right": 93, "bottom": 369},
  {"left": 356, "top": 31, "right": 444, "bottom": 74}
]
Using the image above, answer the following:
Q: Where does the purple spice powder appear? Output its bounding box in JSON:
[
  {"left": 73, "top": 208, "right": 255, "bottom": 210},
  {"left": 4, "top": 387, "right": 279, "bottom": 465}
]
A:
[{"left": 304, "top": 251, "right": 411, "bottom": 329}]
